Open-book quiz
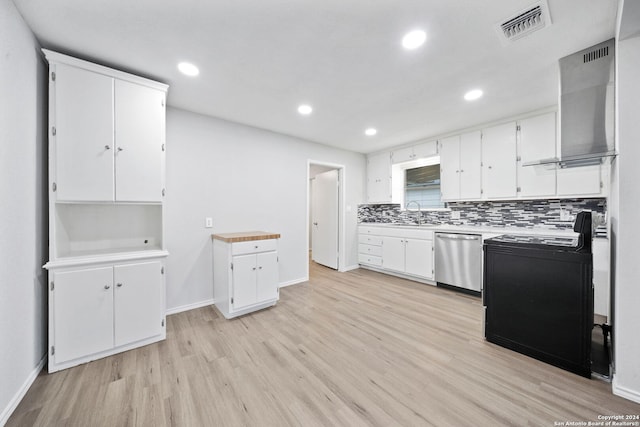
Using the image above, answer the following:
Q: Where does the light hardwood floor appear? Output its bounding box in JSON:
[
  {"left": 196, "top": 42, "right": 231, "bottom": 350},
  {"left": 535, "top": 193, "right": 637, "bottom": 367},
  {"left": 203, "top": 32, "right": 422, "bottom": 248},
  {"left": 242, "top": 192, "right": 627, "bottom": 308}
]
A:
[{"left": 8, "top": 263, "right": 639, "bottom": 426}]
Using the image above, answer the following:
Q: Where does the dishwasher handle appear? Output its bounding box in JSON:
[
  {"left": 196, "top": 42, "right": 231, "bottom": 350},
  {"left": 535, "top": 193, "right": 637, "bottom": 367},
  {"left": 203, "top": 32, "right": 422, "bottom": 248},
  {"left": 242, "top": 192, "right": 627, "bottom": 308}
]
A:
[{"left": 436, "top": 233, "right": 480, "bottom": 241}]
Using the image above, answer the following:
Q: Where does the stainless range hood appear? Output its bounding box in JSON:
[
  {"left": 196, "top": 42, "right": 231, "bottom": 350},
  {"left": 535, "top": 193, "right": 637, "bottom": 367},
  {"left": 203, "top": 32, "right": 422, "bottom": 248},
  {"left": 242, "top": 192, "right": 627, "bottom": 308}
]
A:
[{"left": 558, "top": 38, "right": 616, "bottom": 166}]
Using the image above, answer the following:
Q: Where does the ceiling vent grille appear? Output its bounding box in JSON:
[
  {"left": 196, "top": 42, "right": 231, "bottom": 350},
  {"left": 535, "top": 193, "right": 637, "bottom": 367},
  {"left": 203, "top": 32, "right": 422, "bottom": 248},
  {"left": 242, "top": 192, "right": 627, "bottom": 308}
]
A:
[
  {"left": 496, "top": 1, "right": 552, "bottom": 43},
  {"left": 584, "top": 45, "right": 609, "bottom": 63}
]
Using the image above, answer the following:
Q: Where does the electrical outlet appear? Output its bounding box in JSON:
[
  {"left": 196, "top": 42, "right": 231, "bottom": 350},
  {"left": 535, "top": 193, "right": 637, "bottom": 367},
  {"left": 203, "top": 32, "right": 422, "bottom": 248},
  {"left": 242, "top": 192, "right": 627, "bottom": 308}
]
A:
[
  {"left": 205, "top": 217, "right": 213, "bottom": 228},
  {"left": 451, "top": 211, "right": 461, "bottom": 220}
]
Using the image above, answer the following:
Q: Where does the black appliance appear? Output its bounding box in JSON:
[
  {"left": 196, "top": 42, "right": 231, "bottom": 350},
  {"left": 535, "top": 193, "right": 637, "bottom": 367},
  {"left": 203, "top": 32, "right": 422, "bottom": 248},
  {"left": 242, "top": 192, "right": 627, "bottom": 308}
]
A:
[{"left": 483, "top": 212, "right": 594, "bottom": 378}]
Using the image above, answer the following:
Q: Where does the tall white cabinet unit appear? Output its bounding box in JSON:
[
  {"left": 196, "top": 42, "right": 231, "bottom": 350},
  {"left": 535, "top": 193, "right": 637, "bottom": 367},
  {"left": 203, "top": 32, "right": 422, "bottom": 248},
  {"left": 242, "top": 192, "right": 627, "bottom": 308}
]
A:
[{"left": 43, "top": 50, "right": 169, "bottom": 372}]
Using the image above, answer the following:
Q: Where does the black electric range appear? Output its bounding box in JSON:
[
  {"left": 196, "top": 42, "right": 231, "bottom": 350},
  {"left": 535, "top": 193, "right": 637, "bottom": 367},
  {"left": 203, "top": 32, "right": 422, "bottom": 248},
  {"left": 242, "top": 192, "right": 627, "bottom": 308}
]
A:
[{"left": 483, "top": 212, "right": 594, "bottom": 378}]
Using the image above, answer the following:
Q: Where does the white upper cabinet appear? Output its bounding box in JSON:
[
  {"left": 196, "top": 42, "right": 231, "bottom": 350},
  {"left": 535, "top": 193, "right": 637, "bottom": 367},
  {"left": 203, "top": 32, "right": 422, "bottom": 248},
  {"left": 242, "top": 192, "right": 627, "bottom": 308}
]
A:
[
  {"left": 439, "top": 135, "right": 460, "bottom": 201},
  {"left": 114, "top": 80, "right": 165, "bottom": 202},
  {"left": 55, "top": 64, "right": 115, "bottom": 201},
  {"left": 440, "top": 132, "right": 481, "bottom": 201},
  {"left": 51, "top": 58, "right": 166, "bottom": 203},
  {"left": 391, "top": 140, "right": 437, "bottom": 164},
  {"left": 482, "top": 122, "right": 517, "bottom": 199},
  {"left": 367, "top": 152, "right": 392, "bottom": 203},
  {"left": 459, "top": 131, "right": 482, "bottom": 200},
  {"left": 517, "top": 113, "right": 557, "bottom": 198},
  {"left": 557, "top": 164, "right": 602, "bottom": 196}
]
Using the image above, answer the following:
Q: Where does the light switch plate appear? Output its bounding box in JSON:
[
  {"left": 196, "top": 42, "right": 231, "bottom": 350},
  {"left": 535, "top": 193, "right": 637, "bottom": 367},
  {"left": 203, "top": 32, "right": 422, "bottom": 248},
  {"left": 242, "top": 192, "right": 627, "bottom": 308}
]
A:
[{"left": 205, "top": 217, "right": 213, "bottom": 228}]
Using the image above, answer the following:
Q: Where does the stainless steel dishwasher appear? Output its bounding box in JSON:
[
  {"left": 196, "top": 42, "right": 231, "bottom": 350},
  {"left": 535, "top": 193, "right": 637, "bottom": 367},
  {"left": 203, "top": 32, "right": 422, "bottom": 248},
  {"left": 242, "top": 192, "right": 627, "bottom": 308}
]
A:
[{"left": 434, "top": 233, "right": 482, "bottom": 295}]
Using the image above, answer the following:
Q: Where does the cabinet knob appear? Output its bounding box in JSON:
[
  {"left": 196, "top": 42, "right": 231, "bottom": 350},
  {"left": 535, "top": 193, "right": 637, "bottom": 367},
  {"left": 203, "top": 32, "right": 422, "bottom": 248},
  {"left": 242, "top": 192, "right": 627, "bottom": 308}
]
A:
[
  {"left": 104, "top": 285, "right": 110, "bottom": 290},
  {"left": 117, "top": 147, "right": 124, "bottom": 152},
  {"left": 255, "top": 245, "right": 259, "bottom": 248},
  {"left": 460, "top": 169, "right": 464, "bottom": 173},
  {"left": 105, "top": 145, "right": 111, "bottom": 150},
  {"left": 116, "top": 283, "right": 123, "bottom": 288},
  {"left": 259, "top": 266, "right": 263, "bottom": 270},
  {"left": 488, "top": 165, "right": 492, "bottom": 169}
]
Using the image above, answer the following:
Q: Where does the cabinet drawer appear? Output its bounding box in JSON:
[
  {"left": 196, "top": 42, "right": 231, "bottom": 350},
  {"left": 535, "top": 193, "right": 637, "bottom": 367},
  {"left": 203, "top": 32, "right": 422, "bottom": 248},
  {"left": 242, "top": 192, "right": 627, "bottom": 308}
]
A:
[
  {"left": 359, "top": 234, "right": 383, "bottom": 246},
  {"left": 232, "top": 239, "right": 277, "bottom": 255},
  {"left": 358, "top": 254, "right": 382, "bottom": 267},
  {"left": 358, "top": 243, "right": 382, "bottom": 257}
]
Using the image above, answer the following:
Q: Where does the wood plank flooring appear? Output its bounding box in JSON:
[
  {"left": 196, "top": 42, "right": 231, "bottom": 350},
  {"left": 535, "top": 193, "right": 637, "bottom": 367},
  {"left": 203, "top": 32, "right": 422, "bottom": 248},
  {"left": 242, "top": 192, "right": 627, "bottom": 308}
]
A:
[{"left": 8, "top": 263, "right": 639, "bottom": 426}]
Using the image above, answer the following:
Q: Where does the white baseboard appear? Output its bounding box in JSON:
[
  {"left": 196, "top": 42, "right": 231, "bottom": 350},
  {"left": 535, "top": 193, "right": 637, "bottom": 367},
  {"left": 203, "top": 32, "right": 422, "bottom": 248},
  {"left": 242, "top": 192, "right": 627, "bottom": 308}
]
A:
[
  {"left": 1, "top": 354, "right": 46, "bottom": 426},
  {"left": 165, "top": 298, "right": 214, "bottom": 316},
  {"left": 340, "top": 264, "right": 360, "bottom": 272},
  {"left": 612, "top": 375, "right": 640, "bottom": 404},
  {"left": 279, "top": 277, "right": 308, "bottom": 288}
]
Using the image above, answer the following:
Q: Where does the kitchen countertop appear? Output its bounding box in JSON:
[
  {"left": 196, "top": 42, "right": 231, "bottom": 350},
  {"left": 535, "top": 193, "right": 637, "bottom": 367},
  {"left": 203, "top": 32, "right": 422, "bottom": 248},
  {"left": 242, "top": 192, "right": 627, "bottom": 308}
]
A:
[
  {"left": 212, "top": 231, "right": 281, "bottom": 243},
  {"left": 358, "top": 222, "right": 584, "bottom": 238}
]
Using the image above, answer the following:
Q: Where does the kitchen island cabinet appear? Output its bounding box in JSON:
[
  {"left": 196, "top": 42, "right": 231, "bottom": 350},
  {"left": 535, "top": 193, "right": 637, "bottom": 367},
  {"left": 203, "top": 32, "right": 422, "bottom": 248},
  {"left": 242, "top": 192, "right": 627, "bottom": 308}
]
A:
[{"left": 213, "top": 231, "right": 280, "bottom": 319}]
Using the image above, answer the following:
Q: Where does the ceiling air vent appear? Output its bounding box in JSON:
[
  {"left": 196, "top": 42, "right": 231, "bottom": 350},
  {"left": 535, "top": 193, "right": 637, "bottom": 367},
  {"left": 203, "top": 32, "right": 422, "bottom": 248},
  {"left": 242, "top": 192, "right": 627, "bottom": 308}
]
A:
[{"left": 496, "top": 1, "right": 552, "bottom": 43}]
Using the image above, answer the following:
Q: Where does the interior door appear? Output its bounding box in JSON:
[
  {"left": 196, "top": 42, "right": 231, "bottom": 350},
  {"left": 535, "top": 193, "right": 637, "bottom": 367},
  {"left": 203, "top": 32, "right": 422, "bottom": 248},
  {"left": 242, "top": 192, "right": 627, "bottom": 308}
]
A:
[
  {"left": 114, "top": 261, "right": 163, "bottom": 347},
  {"left": 311, "top": 169, "right": 339, "bottom": 269}
]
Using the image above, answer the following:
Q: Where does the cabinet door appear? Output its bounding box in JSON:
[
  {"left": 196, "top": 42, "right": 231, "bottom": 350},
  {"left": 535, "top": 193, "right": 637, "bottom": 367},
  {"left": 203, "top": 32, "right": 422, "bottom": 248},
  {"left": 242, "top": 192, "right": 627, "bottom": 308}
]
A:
[
  {"left": 114, "top": 80, "right": 165, "bottom": 202},
  {"left": 232, "top": 254, "right": 257, "bottom": 309},
  {"left": 405, "top": 239, "right": 433, "bottom": 279},
  {"left": 518, "top": 114, "right": 557, "bottom": 197},
  {"left": 55, "top": 64, "right": 114, "bottom": 201},
  {"left": 439, "top": 136, "right": 460, "bottom": 201},
  {"left": 367, "top": 152, "right": 392, "bottom": 203},
  {"left": 53, "top": 267, "right": 114, "bottom": 363},
  {"left": 256, "top": 252, "right": 279, "bottom": 302},
  {"left": 459, "top": 131, "right": 482, "bottom": 199},
  {"left": 413, "top": 141, "right": 438, "bottom": 159},
  {"left": 381, "top": 237, "right": 405, "bottom": 272},
  {"left": 482, "top": 123, "right": 517, "bottom": 199},
  {"left": 114, "top": 261, "right": 163, "bottom": 347},
  {"left": 557, "top": 165, "right": 602, "bottom": 196},
  {"left": 391, "top": 147, "right": 414, "bottom": 164}
]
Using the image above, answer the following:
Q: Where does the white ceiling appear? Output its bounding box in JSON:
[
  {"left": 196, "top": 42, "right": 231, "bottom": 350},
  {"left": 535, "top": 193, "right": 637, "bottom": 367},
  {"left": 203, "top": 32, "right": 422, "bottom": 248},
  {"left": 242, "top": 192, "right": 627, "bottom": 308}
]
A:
[{"left": 13, "top": 0, "right": 617, "bottom": 153}]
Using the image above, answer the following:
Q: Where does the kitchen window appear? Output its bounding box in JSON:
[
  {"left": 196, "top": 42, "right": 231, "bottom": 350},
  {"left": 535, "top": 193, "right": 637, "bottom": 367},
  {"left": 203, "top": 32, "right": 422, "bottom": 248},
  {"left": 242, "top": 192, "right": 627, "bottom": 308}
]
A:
[
  {"left": 391, "top": 156, "right": 444, "bottom": 209},
  {"left": 405, "top": 164, "right": 444, "bottom": 209}
]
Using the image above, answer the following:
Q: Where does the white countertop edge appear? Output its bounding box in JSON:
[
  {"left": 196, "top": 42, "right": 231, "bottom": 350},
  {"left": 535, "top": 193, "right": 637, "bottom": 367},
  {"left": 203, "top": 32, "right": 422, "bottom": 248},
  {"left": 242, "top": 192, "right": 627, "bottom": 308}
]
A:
[{"left": 44, "top": 250, "right": 170, "bottom": 270}]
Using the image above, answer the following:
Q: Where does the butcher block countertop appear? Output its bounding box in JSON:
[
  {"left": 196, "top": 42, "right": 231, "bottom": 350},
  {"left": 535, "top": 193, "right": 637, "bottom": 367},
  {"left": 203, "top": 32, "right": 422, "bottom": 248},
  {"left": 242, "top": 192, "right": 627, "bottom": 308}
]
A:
[{"left": 212, "top": 231, "right": 281, "bottom": 243}]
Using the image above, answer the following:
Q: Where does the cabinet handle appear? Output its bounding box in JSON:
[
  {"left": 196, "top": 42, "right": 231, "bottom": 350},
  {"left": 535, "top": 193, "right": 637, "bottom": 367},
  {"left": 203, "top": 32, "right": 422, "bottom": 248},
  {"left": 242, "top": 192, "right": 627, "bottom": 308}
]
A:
[
  {"left": 105, "top": 145, "right": 111, "bottom": 150},
  {"left": 116, "top": 283, "right": 123, "bottom": 288},
  {"left": 104, "top": 285, "right": 111, "bottom": 290}
]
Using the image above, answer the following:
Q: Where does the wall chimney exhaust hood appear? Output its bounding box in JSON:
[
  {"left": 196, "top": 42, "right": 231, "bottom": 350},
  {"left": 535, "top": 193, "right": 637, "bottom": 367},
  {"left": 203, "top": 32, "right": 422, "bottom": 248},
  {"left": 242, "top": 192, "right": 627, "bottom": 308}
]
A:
[{"left": 525, "top": 39, "right": 616, "bottom": 168}]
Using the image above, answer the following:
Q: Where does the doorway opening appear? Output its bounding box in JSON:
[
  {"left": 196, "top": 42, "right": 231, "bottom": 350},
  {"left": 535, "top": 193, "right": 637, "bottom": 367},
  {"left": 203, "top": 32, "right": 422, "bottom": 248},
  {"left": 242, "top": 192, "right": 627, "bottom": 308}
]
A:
[{"left": 307, "top": 161, "right": 346, "bottom": 278}]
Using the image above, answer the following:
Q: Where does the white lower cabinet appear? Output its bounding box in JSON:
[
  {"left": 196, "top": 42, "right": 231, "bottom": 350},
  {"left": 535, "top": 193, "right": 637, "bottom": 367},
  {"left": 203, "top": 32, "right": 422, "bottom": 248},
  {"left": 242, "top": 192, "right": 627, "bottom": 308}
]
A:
[
  {"left": 213, "top": 235, "right": 280, "bottom": 319},
  {"left": 49, "top": 259, "right": 165, "bottom": 372},
  {"left": 359, "top": 226, "right": 434, "bottom": 281}
]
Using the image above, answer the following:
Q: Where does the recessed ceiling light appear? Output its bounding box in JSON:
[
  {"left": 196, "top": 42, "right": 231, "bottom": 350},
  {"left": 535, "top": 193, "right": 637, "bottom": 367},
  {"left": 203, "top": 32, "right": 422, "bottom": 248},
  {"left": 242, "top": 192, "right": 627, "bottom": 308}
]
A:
[
  {"left": 178, "top": 62, "right": 199, "bottom": 77},
  {"left": 365, "top": 128, "right": 377, "bottom": 136},
  {"left": 298, "top": 104, "right": 313, "bottom": 115},
  {"left": 464, "top": 89, "right": 483, "bottom": 101},
  {"left": 402, "top": 30, "right": 427, "bottom": 50}
]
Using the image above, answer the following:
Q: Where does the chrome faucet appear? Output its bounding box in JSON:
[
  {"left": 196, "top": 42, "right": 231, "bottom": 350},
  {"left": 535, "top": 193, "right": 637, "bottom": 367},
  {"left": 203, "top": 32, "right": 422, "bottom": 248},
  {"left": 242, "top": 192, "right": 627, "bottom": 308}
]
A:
[{"left": 405, "top": 201, "right": 422, "bottom": 225}]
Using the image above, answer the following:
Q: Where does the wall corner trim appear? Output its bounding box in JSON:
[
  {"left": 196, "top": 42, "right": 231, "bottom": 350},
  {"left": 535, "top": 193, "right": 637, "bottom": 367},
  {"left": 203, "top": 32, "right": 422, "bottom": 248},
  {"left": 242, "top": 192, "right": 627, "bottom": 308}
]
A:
[
  {"left": 612, "top": 376, "right": 640, "bottom": 404},
  {"left": 279, "top": 277, "right": 308, "bottom": 288},
  {"left": 165, "top": 299, "right": 215, "bottom": 316},
  {"left": 1, "top": 355, "right": 47, "bottom": 426},
  {"left": 341, "top": 264, "right": 360, "bottom": 272}
]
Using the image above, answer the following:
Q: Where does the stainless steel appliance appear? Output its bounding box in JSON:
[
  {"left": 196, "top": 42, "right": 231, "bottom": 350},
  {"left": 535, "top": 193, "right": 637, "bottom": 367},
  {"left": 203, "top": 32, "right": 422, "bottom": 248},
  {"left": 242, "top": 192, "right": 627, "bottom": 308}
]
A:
[
  {"left": 483, "top": 212, "right": 594, "bottom": 378},
  {"left": 434, "top": 233, "right": 482, "bottom": 295}
]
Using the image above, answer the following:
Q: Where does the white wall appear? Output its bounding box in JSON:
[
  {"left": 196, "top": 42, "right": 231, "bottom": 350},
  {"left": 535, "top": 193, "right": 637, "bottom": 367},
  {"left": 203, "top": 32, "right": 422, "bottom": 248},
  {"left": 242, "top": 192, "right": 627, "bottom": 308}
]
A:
[
  {"left": 612, "top": 0, "right": 640, "bottom": 403},
  {"left": 164, "top": 108, "right": 365, "bottom": 312},
  {"left": 0, "top": 0, "right": 48, "bottom": 423}
]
